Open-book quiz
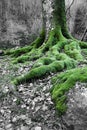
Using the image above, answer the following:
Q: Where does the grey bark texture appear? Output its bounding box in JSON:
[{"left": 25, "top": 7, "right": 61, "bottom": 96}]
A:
[{"left": 42, "top": 0, "right": 53, "bottom": 37}]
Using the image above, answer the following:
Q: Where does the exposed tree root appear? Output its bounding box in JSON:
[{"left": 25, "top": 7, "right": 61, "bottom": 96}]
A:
[
  {"left": 5, "top": 27, "right": 87, "bottom": 115},
  {"left": 5, "top": 29, "right": 45, "bottom": 57}
]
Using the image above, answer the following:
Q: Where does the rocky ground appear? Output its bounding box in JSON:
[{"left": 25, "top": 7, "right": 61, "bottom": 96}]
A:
[
  {"left": 0, "top": 55, "right": 64, "bottom": 130},
  {"left": 0, "top": 53, "right": 87, "bottom": 130}
]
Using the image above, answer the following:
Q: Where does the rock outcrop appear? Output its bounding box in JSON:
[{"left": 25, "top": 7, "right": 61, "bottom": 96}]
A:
[{"left": 62, "top": 82, "right": 87, "bottom": 130}]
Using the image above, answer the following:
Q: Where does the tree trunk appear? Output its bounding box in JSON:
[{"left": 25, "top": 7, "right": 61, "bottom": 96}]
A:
[{"left": 42, "top": 0, "right": 71, "bottom": 39}]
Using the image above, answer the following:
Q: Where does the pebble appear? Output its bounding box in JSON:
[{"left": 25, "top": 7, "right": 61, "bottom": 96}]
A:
[
  {"left": 13, "top": 98, "right": 17, "bottom": 102},
  {"left": 19, "top": 87, "right": 24, "bottom": 92},
  {"left": 25, "top": 118, "right": 32, "bottom": 125},
  {"left": 20, "top": 115, "right": 26, "bottom": 120},
  {"left": 42, "top": 104, "right": 48, "bottom": 111},
  {"left": 12, "top": 117, "right": 17, "bottom": 122},
  {"left": 0, "top": 50, "right": 4, "bottom": 55},
  {"left": 0, "top": 109, "right": 4, "bottom": 114},
  {"left": 0, "top": 55, "right": 62, "bottom": 130},
  {"left": 30, "top": 83, "right": 33, "bottom": 87},
  {"left": 20, "top": 125, "right": 29, "bottom": 130},
  {"left": 0, "top": 128, "right": 4, "bottom": 130},
  {"left": 35, "top": 126, "right": 41, "bottom": 130},
  {"left": 5, "top": 124, "right": 12, "bottom": 129},
  {"left": 21, "top": 104, "right": 26, "bottom": 108}
]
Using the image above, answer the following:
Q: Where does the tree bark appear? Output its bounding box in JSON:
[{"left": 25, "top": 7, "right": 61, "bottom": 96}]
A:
[{"left": 42, "top": 0, "right": 72, "bottom": 39}]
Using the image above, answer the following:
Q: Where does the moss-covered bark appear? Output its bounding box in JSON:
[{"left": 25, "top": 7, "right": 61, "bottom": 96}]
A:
[{"left": 5, "top": 0, "right": 87, "bottom": 115}]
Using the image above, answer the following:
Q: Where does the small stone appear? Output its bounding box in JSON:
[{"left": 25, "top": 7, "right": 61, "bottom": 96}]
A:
[
  {"left": 19, "top": 67, "right": 23, "bottom": 72},
  {"left": 35, "top": 126, "right": 41, "bottom": 130},
  {"left": 20, "top": 115, "right": 26, "bottom": 120},
  {"left": 21, "top": 125, "right": 29, "bottom": 130},
  {"left": 27, "top": 106, "right": 29, "bottom": 110},
  {"left": 35, "top": 106, "right": 41, "bottom": 112},
  {"left": 25, "top": 118, "right": 32, "bottom": 125},
  {"left": 0, "top": 109, "right": 4, "bottom": 114},
  {"left": 13, "top": 98, "right": 17, "bottom": 102},
  {"left": 45, "top": 93, "right": 50, "bottom": 97},
  {"left": 8, "top": 128, "right": 13, "bottom": 130},
  {"left": 5, "top": 124, "right": 12, "bottom": 129},
  {"left": 40, "top": 83, "right": 43, "bottom": 86},
  {"left": 19, "top": 87, "right": 24, "bottom": 92},
  {"left": 12, "top": 117, "right": 17, "bottom": 122},
  {"left": 0, "top": 50, "right": 4, "bottom": 55},
  {"left": 30, "top": 83, "right": 33, "bottom": 87},
  {"left": 42, "top": 104, "right": 48, "bottom": 111},
  {"left": 21, "top": 104, "right": 26, "bottom": 108},
  {"left": 4, "top": 87, "right": 9, "bottom": 93},
  {"left": 43, "top": 86, "right": 46, "bottom": 91}
]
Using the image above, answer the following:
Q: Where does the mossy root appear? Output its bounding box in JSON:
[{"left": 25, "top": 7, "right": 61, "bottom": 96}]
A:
[{"left": 51, "top": 67, "right": 87, "bottom": 115}]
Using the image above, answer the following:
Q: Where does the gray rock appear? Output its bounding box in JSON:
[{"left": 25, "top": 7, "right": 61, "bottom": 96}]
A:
[
  {"left": 5, "top": 124, "right": 12, "bottom": 129},
  {"left": 12, "top": 117, "right": 17, "bottom": 122},
  {"left": 42, "top": 104, "right": 48, "bottom": 111},
  {"left": 0, "top": 128, "right": 4, "bottom": 130},
  {"left": 20, "top": 125, "right": 29, "bottom": 130},
  {"left": 35, "top": 126, "right": 41, "bottom": 130},
  {"left": 0, "top": 50, "right": 4, "bottom": 55},
  {"left": 62, "top": 82, "right": 87, "bottom": 130},
  {"left": 0, "top": 109, "right": 4, "bottom": 114}
]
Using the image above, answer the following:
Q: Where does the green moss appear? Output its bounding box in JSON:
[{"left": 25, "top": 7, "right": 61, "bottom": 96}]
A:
[
  {"left": 79, "top": 41, "right": 87, "bottom": 48},
  {"left": 82, "top": 49, "right": 87, "bottom": 58},
  {"left": 12, "top": 55, "right": 77, "bottom": 86},
  {"left": 56, "top": 95, "right": 67, "bottom": 115},
  {"left": 12, "top": 55, "right": 30, "bottom": 64},
  {"left": 33, "top": 57, "right": 55, "bottom": 68},
  {"left": 51, "top": 67, "right": 87, "bottom": 115},
  {"left": 56, "top": 52, "right": 77, "bottom": 69},
  {"left": 5, "top": 46, "right": 32, "bottom": 57},
  {"left": 16, "top": 98, "right": 21, "bottom": 105},
  {"left": 64, "top": 41, "right": 83, "bottom": 60},
  {"left": 12, "top": 60, "right": 65, "bottom": 85},
  {"left": 12, "top": 48, "right": 44, "bottom": 64}
]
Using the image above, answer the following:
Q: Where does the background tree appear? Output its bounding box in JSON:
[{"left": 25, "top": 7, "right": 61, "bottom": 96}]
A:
[
  {"left": 5, "top": 0, "right": 87, "bottom": 115},
  {"left": 73, "top": 3, "right": 87, "bottom": 41}
]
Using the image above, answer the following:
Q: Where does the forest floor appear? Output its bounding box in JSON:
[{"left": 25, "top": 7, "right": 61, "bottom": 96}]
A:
[
  {"left": 1, "top": 50, "right": 87, "bottom": 130},
  {"left": 0, "top": 55, "right": 66, "bottom": 130}
]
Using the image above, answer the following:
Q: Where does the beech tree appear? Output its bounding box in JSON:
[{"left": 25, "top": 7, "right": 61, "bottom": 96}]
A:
[{"left": 5, "top": 0, "right": 87, "bottom": 115}]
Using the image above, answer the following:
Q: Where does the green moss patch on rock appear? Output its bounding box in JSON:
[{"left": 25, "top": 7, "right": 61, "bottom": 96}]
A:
[{"left": 51, "top": 67, "right": 87, "bottom": 115}]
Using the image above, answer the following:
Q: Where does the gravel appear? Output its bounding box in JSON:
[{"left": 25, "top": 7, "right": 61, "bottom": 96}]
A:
[
  {"left": 0, "top": 55, "right": 62, "bottom": 130},
  {"left": 1, "top": 55, "right": 87, "bottom": 130}
]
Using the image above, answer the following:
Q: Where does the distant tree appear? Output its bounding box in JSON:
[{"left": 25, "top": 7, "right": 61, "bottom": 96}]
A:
[{"left": 73, "top": 6, "right": 87, "bottom": 40}]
